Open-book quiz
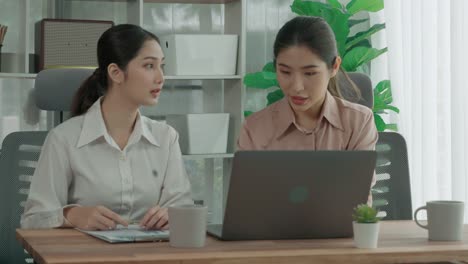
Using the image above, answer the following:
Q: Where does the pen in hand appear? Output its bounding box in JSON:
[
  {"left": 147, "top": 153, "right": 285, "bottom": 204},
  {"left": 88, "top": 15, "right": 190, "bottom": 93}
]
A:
[{"left": 139, "top": 206, "right": 169, "bottom": 230}]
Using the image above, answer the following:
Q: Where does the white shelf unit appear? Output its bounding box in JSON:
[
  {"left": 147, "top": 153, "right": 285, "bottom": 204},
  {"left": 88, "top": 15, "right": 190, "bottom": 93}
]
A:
[
  {"left": 0, "top": 73, "right": 37, "bottom": 79},
  {"left": 0, "top": 0, "right": 246, "bottom": 224}
]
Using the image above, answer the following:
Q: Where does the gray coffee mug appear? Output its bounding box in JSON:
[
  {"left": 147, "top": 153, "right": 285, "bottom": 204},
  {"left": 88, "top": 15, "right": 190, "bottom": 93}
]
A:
[
  {"left": 414, "top": 200, "right": 464, "bottom": 241},
  {"left": 169, "top": 204, "right": 207, "bottom": 248}
]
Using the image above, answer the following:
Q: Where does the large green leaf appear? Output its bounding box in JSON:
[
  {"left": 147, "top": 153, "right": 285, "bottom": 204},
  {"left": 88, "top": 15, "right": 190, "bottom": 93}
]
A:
[
  {"left": 327, "top": 0, "right": 343, "bottom": 9},
  {"left": 243, "top": 71, "right": 278, "bottom": 89},
  {"left": 374, "top": 80, "right": 392, "bottom": 104},
  {"left": 342, "top": 46, "right": 388, "bottom": 71},
  {"left": 373, "top": 104, "right": 400, "bottom": 114},
  {"left": 348, "top": 18, "right": 368, "bottom": 28},
  {"left": 373, "top": 80, "right": 399, "bottom": 114},
  {"left": 385, "top": 123, "right": 398, "bottom": 131},
  {"left": 373, "top": 113, "right": 386, "bottom": 132},
  {"left": 262, "top": 62, "right": 275, "bottom": 73},
  {"left": 291, "top": 0, "right": 331, "bottom": 16},
  {"left": 346, "top": 0, "right": 384, "bottom": 15},
  {"left": 244, "top": 110, "right": 253, "bottom": 117},
  {"left": 267, "top": 89, "right": 284, "bottom": 106},
  {"left": 346, "top": 23, "right": 385, "bottom": 51},
  {"left": 346, "top": 39, "right": 371, "bottom": 53},
  {"left": 291, "top": 0, "right": 351, "bottom": 57}
]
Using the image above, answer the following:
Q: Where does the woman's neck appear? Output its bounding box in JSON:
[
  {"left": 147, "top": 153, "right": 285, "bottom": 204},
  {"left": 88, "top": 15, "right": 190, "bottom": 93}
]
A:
[
  {"left": 100, "top": 91, "right": 138, "bottom": 150},
  {"left": 293, "top": 95, "right": 326, "bottom": 132}
]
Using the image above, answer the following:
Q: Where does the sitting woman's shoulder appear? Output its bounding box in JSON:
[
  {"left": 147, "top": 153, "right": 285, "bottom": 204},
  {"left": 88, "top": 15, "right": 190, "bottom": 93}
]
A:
[
  {"left": 334, "top": 96, "right": 374, "bottom": 125},
  {"left": 241, "top": 100, "right": 284, "bottom": 149},
  {"left": 244, "top": 100, "right": 280, "bottom": 131},
  {"left": 47, "top": 115, "right": 86, "bottom": 143},
  {"left": 141, "top": 116, "right": 178, "bottom": 141}
]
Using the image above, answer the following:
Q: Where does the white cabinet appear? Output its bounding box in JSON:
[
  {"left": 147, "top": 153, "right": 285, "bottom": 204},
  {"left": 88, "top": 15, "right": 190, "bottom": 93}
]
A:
[{"left": 0, "top": 0, "right": 246, "bottom": 224}]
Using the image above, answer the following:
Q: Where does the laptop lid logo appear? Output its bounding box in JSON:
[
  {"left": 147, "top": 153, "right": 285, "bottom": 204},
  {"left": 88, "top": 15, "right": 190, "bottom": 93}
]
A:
[{"left": 289, "top": 186, "right": 309, "bottom": 203}]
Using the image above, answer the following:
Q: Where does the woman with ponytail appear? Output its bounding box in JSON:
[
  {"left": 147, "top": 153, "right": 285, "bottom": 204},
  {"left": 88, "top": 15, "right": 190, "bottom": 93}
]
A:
[
  {"left": 239, "top": 16, "right": 377, "bottom": 151},
  {"left": 21, "top": 24, "right": 192, "bottom": 231},
  {"left": 237, "top": 17, "right": 378, "bottom": 202}
]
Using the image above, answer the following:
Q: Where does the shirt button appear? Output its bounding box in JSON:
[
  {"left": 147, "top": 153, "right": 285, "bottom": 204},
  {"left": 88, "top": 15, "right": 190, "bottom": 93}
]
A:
[{"left": 120, "top": 154, "right": 126, "bottom": 161}]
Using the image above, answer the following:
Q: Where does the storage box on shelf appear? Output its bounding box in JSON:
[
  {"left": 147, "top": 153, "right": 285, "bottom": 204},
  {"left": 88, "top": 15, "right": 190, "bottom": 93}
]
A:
[
  {"left": 166, "top": 113, "right": 230, "bottom": 154},
  {"left": 160, "top": 34, "right": 238, "bottom": 76}
]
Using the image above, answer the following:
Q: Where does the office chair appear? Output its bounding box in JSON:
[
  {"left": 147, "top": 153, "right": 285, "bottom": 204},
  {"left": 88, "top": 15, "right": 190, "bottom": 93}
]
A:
[
  {"left": 35, "top": 68, "right": 93, "bottom": 125},
  {"left": 339, "top": 72, "right": 373, "bottom": 109},
  {"left": 0, "top": 68, "right": 92, "bottom": 264},
  {"left": 0, "top": 132, "right": 48, "bottom": 264},
  {"left": 373, "top": 132, "right": 412, "bottom": 220},
  {"left": 337, "top": 73, "right": 411, "bottom": 219},
  {"left": 338, "top": 73, "right": 411, "bottom": 219}
]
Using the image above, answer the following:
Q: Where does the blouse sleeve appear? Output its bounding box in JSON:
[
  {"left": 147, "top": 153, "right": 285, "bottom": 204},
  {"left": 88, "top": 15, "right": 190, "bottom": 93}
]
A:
[
  {"left": 21, "top": 130, "right": 74, "bottom": 229},
  {"left": 158, "top": 130, "right": 193, "bottom": 208},
  {"left": 347, "top": 110, "right": 379, "bottom": 206},
  {"left": 348, "top": 110, "right": 378, "bottom": 151},
  {"left": 237, "top": 121, "right": 256, "bottom": 151}
]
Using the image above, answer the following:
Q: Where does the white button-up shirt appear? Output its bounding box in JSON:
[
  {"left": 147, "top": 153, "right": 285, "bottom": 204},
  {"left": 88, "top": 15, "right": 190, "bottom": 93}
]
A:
[{"left": 21, "top": 98, "right": 192, "bottom": 229}]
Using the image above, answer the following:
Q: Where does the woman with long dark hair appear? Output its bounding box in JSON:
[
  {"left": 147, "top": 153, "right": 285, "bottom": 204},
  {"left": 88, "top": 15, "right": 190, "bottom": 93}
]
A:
[
  {"left": 22, "top": 24, "right": 192, "bottom": 230},
  {"left": 238, "top": 17, "right": 378, "bottom": 202}
]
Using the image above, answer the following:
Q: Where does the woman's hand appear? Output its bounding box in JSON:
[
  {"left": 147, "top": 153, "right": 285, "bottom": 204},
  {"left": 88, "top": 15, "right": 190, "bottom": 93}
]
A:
[
  {"left": 139, "top": 206, "right": 169, "bottom": 230},
  {"left": 64, "top": 206, "right": 128, "bottom": 230}
]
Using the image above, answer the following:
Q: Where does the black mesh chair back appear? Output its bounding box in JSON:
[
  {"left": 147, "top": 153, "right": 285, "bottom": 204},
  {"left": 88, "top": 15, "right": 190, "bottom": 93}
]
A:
[
  {"left": 373, "top": 132, "right": 412, "bottom": 220},
  {"left": 0, "top": 131, "right": 48, "bottom": 263}
]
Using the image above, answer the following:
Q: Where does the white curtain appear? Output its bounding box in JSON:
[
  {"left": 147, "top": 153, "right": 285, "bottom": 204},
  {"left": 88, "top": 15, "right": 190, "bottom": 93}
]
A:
[{"left": 371, "top": 0, "right": 468, "bottom": 220}]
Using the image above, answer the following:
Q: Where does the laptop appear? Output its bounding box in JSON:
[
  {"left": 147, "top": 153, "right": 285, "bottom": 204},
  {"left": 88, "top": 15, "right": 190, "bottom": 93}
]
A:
[{"left": 207, "top": 150, "right": 377, "bottom": 241}]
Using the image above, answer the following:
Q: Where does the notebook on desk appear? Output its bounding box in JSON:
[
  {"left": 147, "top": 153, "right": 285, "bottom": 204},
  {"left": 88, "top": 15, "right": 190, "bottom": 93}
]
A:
[
  {"left": 78, "top": 224, "right": 169, "bottom": 243},
  {"left": 207, "top": 150, "right": 377, "bottom": 241}
]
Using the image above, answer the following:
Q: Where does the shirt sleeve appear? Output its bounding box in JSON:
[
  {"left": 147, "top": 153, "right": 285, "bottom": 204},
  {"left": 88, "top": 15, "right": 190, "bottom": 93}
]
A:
[
  {"left": 237, "top": 121, "right": 255, "bottom": 151},
  {"left": 348, "top": 110, "right": 378, "bottom": 151},
  {"left": 21, "top": 130, "right": 73, "bottom": 229},
  {"left": 347, "top": 110, "right": 379, "bottom": 206},
  {"left": 158, "top": 130, "right": 193, "bottom": 208}
]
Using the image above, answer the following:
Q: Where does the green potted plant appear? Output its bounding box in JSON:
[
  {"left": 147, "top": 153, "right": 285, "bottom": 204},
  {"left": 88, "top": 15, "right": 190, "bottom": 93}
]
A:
[
  {"left": 243, "top": 0, "right": 399, "bottom": 131},
  {"left": 352, "top": 204, "right": 381, "bottom": 248}
]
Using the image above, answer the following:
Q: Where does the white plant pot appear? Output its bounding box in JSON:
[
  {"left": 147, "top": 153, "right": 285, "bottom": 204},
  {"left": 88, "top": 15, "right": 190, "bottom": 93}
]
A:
[{"left": 352, "top": 221, "right": 380, "bottom": 249}]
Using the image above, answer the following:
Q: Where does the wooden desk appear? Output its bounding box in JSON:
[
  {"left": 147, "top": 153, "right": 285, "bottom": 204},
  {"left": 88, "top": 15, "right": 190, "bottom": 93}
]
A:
[{"left": 16, "top": 221, "right": 468, "bottom": 264}]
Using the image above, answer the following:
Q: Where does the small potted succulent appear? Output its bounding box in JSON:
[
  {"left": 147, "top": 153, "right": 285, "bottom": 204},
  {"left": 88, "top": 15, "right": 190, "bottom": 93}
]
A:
[{"left": 352, "top": 204, "right": 381, "bottom": 248}]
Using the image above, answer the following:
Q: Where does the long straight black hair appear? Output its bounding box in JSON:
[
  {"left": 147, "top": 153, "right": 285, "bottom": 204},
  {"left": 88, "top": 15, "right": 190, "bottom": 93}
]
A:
[
  {"left": 273, "top": 16, "right": 361, "bottom": 101},
  {"left": 71, "top": 24, "right": 160, "bottom": 117}
]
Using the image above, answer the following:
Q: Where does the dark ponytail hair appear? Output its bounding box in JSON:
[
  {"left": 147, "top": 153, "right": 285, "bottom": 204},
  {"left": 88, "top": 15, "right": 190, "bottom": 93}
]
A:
[
  {"left": 71, "top": 24, "right": 160, "bottom": 117},
  {"left": 273, "top": 16, "right": 361, "bottom": 102}
]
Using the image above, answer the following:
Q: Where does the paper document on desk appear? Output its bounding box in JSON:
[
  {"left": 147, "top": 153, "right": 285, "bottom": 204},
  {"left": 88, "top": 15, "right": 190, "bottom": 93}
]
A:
[{"left": 78, "top": 224, "right": 169, "bottom": 243}]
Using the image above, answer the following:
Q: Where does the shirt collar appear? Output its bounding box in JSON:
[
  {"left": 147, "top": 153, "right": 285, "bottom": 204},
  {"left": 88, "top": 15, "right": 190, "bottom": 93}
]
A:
[
  {"left": 76, "top": 97, "right": 160, "bottom": 148},
  {"left": 321, "top": 91, "right": 345, "bottom": 131},
  {"left": 76, "top": 97, "right": 107, "bottom": 148},
  {"left": 273, "top": 91, "right": 344, "bottom": 139},
  {"left": 138, "top": 115, "right": 160, "bottom": 147}
]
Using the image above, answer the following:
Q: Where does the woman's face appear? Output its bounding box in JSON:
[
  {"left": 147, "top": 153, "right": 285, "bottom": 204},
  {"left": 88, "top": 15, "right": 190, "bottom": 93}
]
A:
[
  {"left": 120, "top": 39, "right": 165, "bottom": 106},
  {"left": 276, "top": 45, "right": 340, "bottom": 114}
]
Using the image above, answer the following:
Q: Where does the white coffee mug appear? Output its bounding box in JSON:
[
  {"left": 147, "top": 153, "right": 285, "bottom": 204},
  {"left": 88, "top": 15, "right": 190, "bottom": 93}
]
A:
[
  {"left": 169, "top": 204, "right": 207, "bottom": 248},
  {"left": 414, "top": 200, "right": 464, "bottom": 241}
]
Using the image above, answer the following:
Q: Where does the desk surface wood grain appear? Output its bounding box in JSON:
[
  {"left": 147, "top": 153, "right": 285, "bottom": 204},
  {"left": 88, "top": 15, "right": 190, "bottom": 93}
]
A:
[{"left": 16, "top": 221, "right": 468, "bottom": 264}]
